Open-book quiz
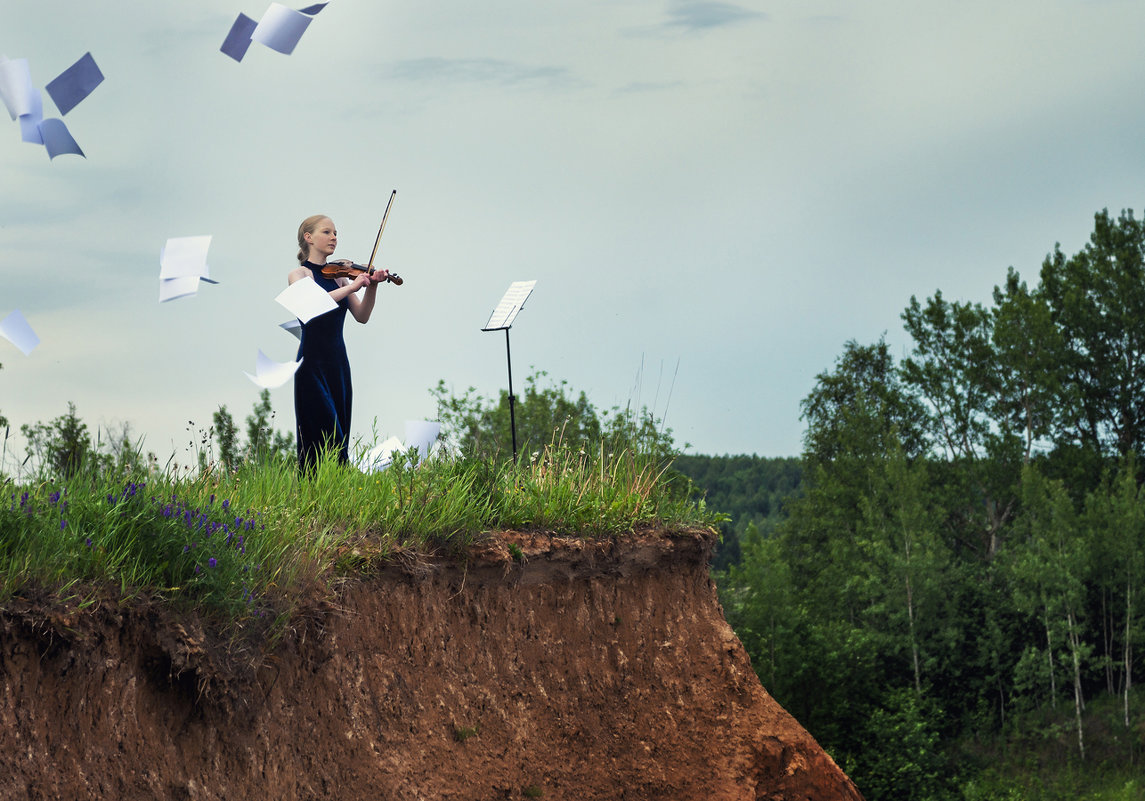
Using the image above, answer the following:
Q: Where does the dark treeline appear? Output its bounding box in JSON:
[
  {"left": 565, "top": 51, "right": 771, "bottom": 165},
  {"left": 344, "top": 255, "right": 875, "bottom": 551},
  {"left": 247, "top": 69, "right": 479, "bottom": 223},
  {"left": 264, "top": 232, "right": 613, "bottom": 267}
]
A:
[
  {"left": 707, "top": 209, "right": 1145, "bottom": 800},
  {"left": 671, "top": 454, "right": 801, "bottom": 571}
]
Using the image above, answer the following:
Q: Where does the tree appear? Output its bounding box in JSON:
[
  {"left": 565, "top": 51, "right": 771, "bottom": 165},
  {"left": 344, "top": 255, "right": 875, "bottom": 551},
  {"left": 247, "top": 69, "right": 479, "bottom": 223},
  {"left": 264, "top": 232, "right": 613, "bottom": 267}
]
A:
[
  {"left": 800, "top": 337, "right": 929, "bottom": 468},
  {"left": 1038, "top": 208, "right": 1145, "bottom": 461},
  {"left": 1083, "top": 460, "right": 1145, "bottom": 729},
  {"left": 1007, "top": 466, "right": 1092, "bottom": 759},
  {"left": 900, "top": 291, "right": 1025, "bottom": 559},
  {"left": 21, "top": 402, "right": 93, "bottom": 478},
  {"left": 16, "top": 403, "right": 152, "bottom": 478},
  {"left": 990, "top": 268, "right": 1062, "bottom": 463},
  {"left": 901, "top": 292, "right": 996, "bottom": 462},
  {"left": 245, "top": 389, "right": 294, "bottom": 464},
  {"left": 198, "top": 390, "right": 293, "bottom": 473},
  {"left": 720, "top": 521, "right": 795, "bottom": 694},
  {"left": 854, "top": 439, "right": 950, "bottom": 697},
  {"left": 201, "top": 405, "right": 239, "bottom": 473},
  {"left": 431, "top": 369, "right": 676, "bottom": 463}
]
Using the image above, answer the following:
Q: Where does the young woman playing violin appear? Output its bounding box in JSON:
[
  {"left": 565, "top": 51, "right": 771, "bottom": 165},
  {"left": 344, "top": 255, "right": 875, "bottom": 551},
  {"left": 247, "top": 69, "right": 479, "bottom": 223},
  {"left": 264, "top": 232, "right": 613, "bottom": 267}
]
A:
[{"left": 288, "top": 214, "right": 396, "bottom": 474}]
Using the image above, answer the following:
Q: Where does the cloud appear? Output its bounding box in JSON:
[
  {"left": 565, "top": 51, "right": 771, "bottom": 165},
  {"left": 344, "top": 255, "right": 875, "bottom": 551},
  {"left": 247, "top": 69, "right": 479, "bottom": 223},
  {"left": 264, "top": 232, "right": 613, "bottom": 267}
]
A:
[
  {"left": 663, "top": 2, "right": 766, "bottom": 32},
  {"left": 614, "top": 80, "right": 686, "bottom": 95},
  {"left": 386, "top": 57, "right": 577, "bottom": 90}
]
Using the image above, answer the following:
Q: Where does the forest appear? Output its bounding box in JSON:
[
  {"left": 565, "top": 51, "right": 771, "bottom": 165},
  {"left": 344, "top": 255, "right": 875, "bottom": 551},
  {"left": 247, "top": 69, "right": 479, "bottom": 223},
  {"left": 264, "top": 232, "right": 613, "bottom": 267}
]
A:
[{"left": 684, "top": 208, "right": 1145, "bottom": 801}]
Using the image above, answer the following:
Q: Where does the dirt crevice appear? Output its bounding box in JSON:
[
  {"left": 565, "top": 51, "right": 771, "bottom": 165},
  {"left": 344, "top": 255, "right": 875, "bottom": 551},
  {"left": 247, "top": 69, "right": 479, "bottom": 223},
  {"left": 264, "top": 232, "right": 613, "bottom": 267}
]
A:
[{"left": 0, "top": 530, "right": 863, "bottom": 800}]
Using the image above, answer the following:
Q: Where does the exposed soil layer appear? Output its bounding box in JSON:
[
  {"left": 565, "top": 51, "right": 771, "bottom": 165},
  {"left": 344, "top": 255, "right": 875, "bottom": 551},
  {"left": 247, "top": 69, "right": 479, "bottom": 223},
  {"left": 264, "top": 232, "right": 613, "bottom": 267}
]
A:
[{"left": 0, "top": 530, "right": 863, "bottom": 800}]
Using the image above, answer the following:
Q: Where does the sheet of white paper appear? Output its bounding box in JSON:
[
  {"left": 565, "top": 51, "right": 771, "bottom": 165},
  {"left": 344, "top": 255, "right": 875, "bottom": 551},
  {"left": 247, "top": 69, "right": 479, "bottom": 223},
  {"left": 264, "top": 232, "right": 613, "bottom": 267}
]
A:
[
  {"left": 159, "top": 266, "right": 217, "bottom": 302},
  {"left": 279, "top": 318, "right": 302, "bottom": 339},
  {"left": 0, "top": 56, "right": 35, "bottom": 120},
  {"left": 45, "top": 52, "right": 103, "bottom": 116},
  {"left": 404, "top": 421, "right": 441, "bottom": 463},
  {"left": 220, "top": 13, "right": 258, "bottom": 62},
  {"left": 275, "top": 276, "right": 337, "bottom": 323},
  {"left": 159, "top": 275, "right": 201, "bottom": 303},
  {"left": 39, "top": 118, "right": 83, "bottom": 159},
  {"left": 243, "top": 349, "right": 302, "bottom": 389},
  {"left": 18, "top": 88, "right": 43, "bottom": 144},
  {"left": 356, "top": 436, "right": 404, "bottom": 473},
  {"left": 251, "top": 4, "right": 313, "bottom": 55},
  {"left": 0, "top": 310, "right": 40, "bottom": 356},
  {"left": 159, "top": 235, "right": 212, "bottom": 279}
]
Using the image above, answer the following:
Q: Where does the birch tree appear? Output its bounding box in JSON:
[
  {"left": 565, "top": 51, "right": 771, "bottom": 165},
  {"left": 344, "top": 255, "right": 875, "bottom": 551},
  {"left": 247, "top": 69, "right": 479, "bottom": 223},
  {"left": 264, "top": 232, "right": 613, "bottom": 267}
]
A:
[{"left": 1009, "top": 467, "right": 1092, "bottom": 759}]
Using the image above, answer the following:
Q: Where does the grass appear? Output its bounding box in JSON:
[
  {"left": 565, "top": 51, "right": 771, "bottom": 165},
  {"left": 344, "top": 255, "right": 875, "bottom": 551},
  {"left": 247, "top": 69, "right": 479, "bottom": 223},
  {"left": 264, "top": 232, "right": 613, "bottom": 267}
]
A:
[{"left": 0, "top": 441, "right": 716, "bottom": 636}]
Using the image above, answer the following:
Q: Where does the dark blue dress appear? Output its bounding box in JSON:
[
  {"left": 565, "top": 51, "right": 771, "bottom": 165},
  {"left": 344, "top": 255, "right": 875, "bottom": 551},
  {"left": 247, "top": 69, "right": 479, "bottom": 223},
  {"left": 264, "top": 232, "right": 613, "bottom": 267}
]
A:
[{"left": 294, "top": 261, "right": 352, "bottom": 472}]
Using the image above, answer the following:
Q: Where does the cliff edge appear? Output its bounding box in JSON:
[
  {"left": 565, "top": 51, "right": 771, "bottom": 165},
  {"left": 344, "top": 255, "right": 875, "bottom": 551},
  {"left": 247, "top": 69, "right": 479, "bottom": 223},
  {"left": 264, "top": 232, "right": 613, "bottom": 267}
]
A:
[{"left": 0, "top": 529, "right": 863, "bottom": 800}]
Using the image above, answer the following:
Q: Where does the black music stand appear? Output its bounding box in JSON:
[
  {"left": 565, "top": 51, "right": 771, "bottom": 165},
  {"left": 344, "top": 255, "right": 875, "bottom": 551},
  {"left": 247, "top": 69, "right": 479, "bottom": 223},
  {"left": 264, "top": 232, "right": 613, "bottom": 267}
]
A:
[{"left": 481, "top": 280, "right": 536, "bottom": 462}]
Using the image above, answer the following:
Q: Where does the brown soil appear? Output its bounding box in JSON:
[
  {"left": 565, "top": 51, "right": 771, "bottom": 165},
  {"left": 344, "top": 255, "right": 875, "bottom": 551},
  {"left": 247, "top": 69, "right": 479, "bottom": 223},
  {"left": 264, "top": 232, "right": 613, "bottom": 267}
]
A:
[{"left": 0, "top": 529, "right": 863, "bottom": 800}]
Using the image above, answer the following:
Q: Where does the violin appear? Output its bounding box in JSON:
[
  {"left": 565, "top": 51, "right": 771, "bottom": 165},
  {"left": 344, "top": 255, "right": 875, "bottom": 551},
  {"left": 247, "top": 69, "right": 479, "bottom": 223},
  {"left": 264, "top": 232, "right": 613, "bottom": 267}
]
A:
[
  {"left": 321, "top": 260, "right": 403, "bottom": 285},
  {"left": 320, "top": 189, "right": 404, "bottom": 285}
]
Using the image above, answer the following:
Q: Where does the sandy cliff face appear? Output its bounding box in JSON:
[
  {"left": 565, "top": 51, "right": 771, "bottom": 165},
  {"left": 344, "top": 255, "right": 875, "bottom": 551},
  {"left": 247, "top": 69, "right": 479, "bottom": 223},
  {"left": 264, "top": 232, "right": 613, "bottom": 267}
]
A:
[{"left": 0, "top": 530, "right": 863, "bottom": 800}]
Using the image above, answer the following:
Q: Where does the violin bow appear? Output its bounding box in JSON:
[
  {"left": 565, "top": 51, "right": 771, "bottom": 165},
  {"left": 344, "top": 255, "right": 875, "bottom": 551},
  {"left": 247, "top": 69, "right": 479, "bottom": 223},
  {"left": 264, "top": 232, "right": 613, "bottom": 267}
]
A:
[{"left": 366, "top": 189, "right": 397, "bottom": 274}]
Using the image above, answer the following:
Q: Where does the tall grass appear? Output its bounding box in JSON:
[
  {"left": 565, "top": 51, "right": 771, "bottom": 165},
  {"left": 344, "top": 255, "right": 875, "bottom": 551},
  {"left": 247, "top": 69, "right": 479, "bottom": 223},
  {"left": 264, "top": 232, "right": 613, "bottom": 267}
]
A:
[{"left": 0, "top": 439, "right": 716, "bottom": 630}]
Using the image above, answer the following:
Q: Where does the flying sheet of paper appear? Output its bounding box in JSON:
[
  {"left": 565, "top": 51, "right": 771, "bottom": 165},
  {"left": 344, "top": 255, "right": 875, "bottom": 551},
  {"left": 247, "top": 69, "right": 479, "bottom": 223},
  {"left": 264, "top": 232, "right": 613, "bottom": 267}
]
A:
[
  {"left": 220, "top": 13, "right": 258, "bottom": 61},
  {"left": 280, "top": 318, "right": 302, "bottom": 339},
  {"left": 0, "top": 56, "right": 35, "bottom": 120},
  {"left": 159, "top": 275, "right": 202, "bottom": 303},
  {"left": 160, "top": 235, "right": 212, "bottom": 279},
  {"left": 39, "top": 118, "right": 83, "bottom": 159},
  {"left": 251, "top": 4, "right": 313, "bottom": 55},
  {"left": 19, "top": 88, "right": 43, "bottom": 144},
  {"left": 356, "top": 435, "right": 404, "bottom": 473},
  {"left": 0, "top": 310, "right": 40, "bottom": 356},
  {"left": 244, "top": 349, "right": 302, "bottom": 389},
  {"left": 44, "top": 52, "right": 103, "bottom": 116},
  {"left": 157, "top": 235, "right": 215, "bottom": 301},
  {"left": 404, "top": 420, "right": 441, "bottom": 464},
  {"left": 159, "top": 266, "right": 217, "bottom": 302},
  {"left": 275, "top": 276, "right": 337, "bottom": 323}
]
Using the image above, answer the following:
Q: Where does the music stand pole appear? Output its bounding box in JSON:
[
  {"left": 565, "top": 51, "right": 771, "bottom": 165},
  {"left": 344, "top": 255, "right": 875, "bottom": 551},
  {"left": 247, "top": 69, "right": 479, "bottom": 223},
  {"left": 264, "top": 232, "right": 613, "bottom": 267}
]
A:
[{"left": 504, "top": 329, "right": 518, "bottom": 461}]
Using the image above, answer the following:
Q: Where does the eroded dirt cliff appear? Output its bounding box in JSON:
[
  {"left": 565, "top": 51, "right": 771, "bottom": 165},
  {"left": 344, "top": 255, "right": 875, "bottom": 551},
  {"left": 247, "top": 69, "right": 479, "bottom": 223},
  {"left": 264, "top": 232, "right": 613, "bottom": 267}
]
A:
[{"left": 0, "top": 530, "right": 863, "bottom": 800}]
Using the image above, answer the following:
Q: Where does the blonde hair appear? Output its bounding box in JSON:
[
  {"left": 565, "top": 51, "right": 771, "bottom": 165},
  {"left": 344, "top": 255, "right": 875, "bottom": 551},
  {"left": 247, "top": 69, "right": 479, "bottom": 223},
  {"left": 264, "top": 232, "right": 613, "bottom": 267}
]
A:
[{"left": 297, "top": 214, "right": 332, "bottom": 263}]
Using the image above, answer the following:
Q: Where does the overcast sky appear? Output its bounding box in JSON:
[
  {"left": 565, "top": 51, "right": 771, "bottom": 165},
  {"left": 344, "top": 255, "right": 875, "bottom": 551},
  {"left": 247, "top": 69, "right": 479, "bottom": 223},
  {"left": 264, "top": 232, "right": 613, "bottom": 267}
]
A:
[{"left": 3, "top": 0, "right": 1145, "bottom": 463}]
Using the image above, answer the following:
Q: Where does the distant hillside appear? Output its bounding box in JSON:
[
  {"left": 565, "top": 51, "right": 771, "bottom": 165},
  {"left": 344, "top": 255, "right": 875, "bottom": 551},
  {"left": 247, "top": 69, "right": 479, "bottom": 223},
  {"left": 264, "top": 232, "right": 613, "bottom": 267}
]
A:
[{"left": 671, "top": 455, "right": 803, "bottom": 570}]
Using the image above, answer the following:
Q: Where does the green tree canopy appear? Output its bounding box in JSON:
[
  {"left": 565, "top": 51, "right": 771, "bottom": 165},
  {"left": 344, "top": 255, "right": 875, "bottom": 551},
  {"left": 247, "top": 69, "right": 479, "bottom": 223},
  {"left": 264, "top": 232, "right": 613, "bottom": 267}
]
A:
[{"left": 431, "top": 369, "right": 676, "bottom": 464}]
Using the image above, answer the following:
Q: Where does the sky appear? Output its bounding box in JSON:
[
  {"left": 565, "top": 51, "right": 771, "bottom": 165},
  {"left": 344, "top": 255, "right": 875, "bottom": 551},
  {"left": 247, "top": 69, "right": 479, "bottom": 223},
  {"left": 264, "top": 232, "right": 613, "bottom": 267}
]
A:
[{"left": 3, "top": 0, "right": 1145, "bottom": 464}]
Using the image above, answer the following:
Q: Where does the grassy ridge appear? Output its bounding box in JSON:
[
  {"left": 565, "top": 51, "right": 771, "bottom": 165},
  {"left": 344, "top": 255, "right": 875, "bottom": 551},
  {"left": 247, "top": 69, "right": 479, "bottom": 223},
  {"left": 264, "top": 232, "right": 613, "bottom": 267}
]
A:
[{"left": 1, "top": 443, "right": 715, "bottom": 629}]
